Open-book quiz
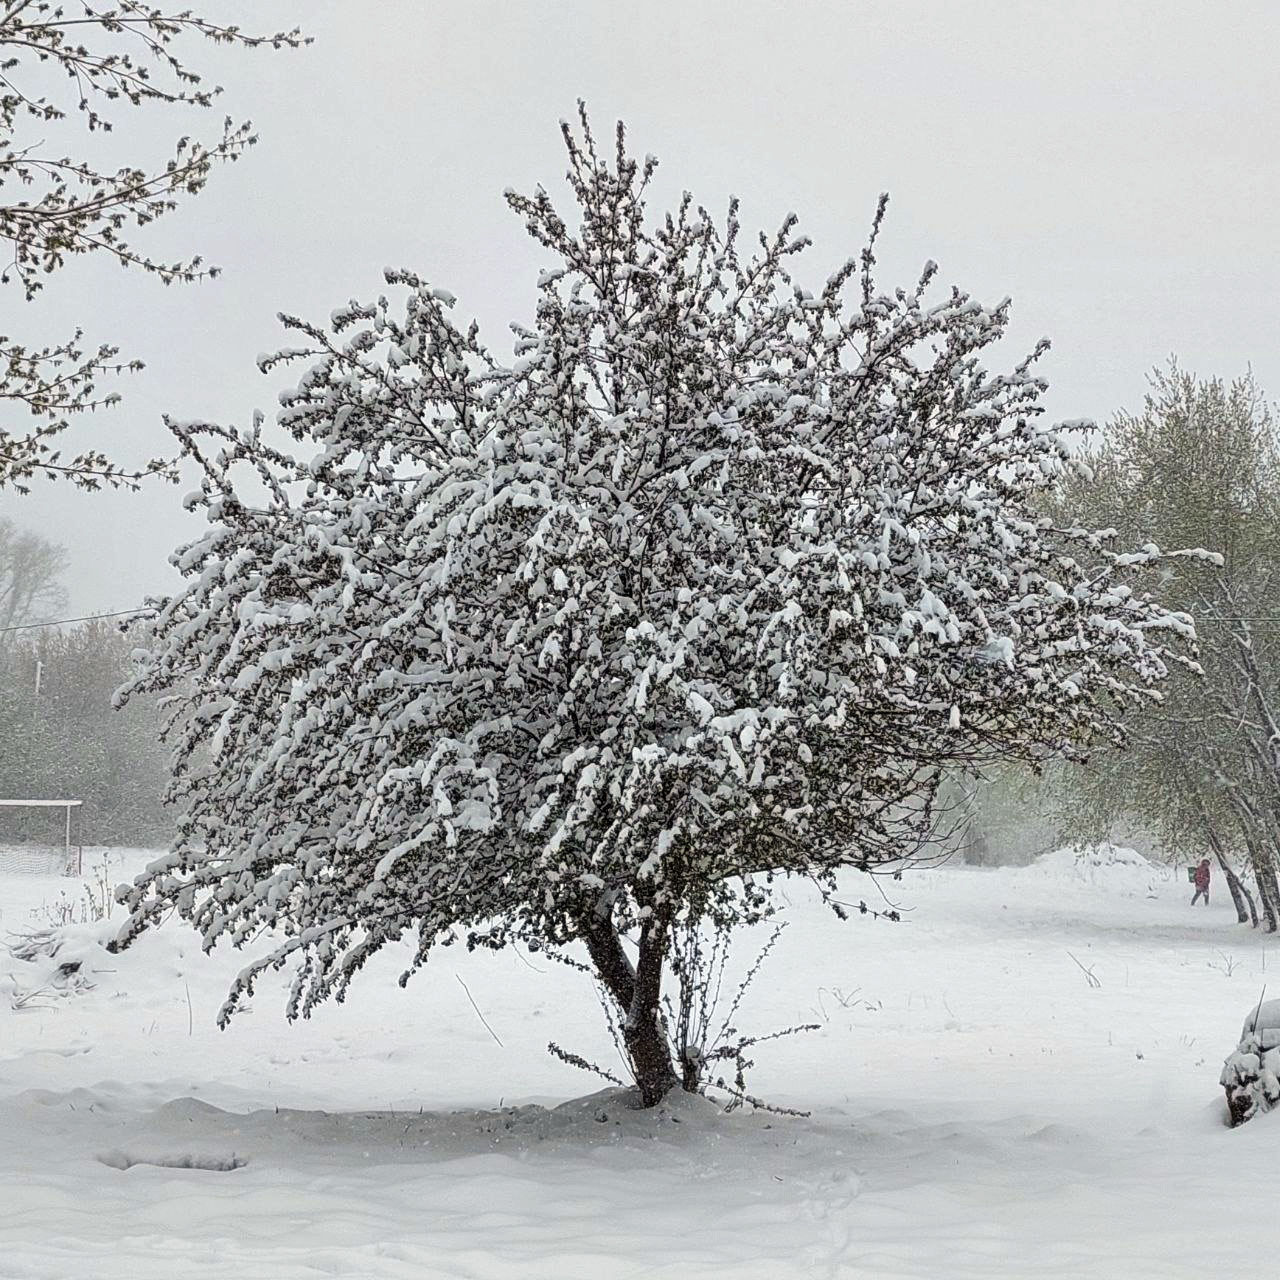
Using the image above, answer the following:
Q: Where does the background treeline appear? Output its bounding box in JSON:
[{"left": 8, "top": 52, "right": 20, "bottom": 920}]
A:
[
  {"left": 0, "top": 614, "right": 172, "bottom": 846},
  {"left": 952, "top": 364, "right": 1280, "bottom": 927}
]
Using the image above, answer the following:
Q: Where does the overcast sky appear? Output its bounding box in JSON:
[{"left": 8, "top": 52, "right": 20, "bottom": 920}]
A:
[{"left": 5, "top": 0, "right": 1278, "bottom": 616}]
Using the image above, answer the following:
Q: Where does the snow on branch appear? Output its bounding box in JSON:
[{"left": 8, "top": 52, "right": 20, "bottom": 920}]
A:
[{"left": 113, "top": 112, "right": 1195, "bottom": 1025}]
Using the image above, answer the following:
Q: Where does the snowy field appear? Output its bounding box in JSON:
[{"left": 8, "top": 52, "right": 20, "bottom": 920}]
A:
[{"left": 0, "top": 846, "right": 1273, "bottom": 1279}]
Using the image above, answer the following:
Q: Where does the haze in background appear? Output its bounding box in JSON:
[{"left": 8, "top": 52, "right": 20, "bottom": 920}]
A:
[{"left": 5, "top": 0, "right": 1277, "bottom": 616}]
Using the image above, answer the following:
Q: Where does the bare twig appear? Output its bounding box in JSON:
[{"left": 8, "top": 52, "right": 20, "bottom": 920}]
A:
[
  {"left": 547, "top": 1040, "right": 624, "bottom": 1086},
  {"left": 1067, "top": 951, "right": 1102, "bottom": 988},
  {"left": 455, "top": 973, "right": 503, "bottom": 1047}
]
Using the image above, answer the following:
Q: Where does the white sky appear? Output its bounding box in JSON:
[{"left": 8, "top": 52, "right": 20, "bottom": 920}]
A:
[{"left": 5, "top": 0, "right": 1278, "bottom": 615}]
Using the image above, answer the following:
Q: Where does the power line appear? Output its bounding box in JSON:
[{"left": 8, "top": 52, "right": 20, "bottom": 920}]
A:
[{"left": 0, "top": 607, "right": 155, "bottom": 636}]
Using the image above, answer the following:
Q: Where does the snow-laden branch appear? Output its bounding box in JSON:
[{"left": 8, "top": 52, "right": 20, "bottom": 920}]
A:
[{"left": 114, "top": 113, "right": 1195, "bottom": 1037}]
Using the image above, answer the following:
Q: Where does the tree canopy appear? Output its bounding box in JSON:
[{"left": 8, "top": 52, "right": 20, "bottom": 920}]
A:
[
  {"left": 0, "top": 3, "right": 306, "bottom": 493},
  {"left": 116, "top": 113, "right": 1194, "bottom": 1103},
  {"left": 0, "top": 516, "right": 66, "bottom": 640},
  {"left": 1055, "top": 365, "right": 1280, "bottom": 927}
]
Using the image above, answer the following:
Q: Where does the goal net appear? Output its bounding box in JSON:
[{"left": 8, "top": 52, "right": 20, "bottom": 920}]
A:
[{"left": 0, "top": 800, "right": 83, "bottom": 876}]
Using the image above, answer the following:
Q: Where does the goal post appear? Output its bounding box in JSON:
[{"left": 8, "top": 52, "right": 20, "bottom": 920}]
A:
[{"left": 0, "top": 799, "right": 83, "bottom": 875}]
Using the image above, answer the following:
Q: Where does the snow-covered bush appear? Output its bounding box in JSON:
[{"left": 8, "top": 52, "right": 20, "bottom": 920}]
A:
[
  {"left": 1221, "top": 999, "right": 1280, "bottom": 1126},
  {"left": 114, "top": 110, "right": 1194, "bottom": 1104}
]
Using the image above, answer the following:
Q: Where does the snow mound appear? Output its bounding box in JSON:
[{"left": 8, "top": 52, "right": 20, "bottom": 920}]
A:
[
  {"left": 1, "top": 920, "right": 118, "bottom": 1009},
  {"left": 84, "top": 1088, "right": 783, "bottom": 1172},
  {"left": 1020, "top": 843, "right": 1167, "bottom": 895},
  {"left": 1037, "top": 843, "right": 1153, "bottom": 873},
  {"left": 97, "top": 1150, "right": 248, "bottom": 1172}
]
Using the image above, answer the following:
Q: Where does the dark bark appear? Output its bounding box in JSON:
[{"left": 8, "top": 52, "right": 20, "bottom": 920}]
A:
[
  {"left": 581, "top": 914, "right": 637, "bottom": 1009},
  {"left": 1238, "top": 873, "right": 1260, "bottom": 929},
  {"left": 625, "top": 919, "right": 679, "bottom": 1106},
  {"left": 1260, "top": 848, "right": 1280, "bottom": 929},
  {"left": 1207, "top": 830, "right": 1253, "bottom": 926},
  {"left": 1223, "top": 786, "right": 1279, "bottom": 932},
  {"left": 1244, "top": 835, "right": 1280, "bottom": 933},
  {"left": 581, "top": 913, "right": 678, "bottom": 1107},
  {"left": 1265, "top": 860, "right": 1280, "bottom": 926}
]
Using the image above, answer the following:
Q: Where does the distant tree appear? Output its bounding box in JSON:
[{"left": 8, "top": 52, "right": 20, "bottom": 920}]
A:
[
  {"left": 0, "top": 4, "right": 307, "bottom": 494},
  {"left": 115, "top": 113, "right": 1193, "bottom": 1105},
  {"left": 0, "top": 617, "right": 171, "bottom": 843},
  {"left": 1055, "top": 365, "right": 1280, "bottom": 928},
  {"left": 0, "top": 516, "right": 67, "bottom": 642},
  {"left": 942, "top": 762, "right": 1062, "bottom": 867}
]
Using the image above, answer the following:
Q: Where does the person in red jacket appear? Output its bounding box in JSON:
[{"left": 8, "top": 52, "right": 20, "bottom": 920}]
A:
[{"left": 1192, "top": 858, "right": 1211, "bottom": 906}]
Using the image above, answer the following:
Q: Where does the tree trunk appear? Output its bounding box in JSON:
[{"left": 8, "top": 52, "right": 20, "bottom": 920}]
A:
[
  {"left": 581, "top": 913, "right": 678, "bottom": 1107},
  {"left": 1245, "top": 836, "right": 1280, "bottom": 933},
  {"left": 1225, "top": 783, "right": 1279, "bottom": 932},
  {"left": 1265, "top": 860, "right": 1280, "bottom": 928},
  {"left": 624, "top": 919, "right": 679, "bottom": 1106},
  {"left": 1219, "top": 853, "right": 1251, "bottom": 925},
  {"left": 1238, "top": 873, "right": 1260, "bottom": 929},
  {"left": 1259, "top": 847, "right": 1280, "bottom": 931},
  {"left": 1207, "top": 830, "right": 1253, "bottom": 926}
]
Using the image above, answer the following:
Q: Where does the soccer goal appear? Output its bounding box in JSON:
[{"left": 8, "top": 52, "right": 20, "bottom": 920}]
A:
[{"left": 0, "top": 799, "right": 83, "bottom": 876}]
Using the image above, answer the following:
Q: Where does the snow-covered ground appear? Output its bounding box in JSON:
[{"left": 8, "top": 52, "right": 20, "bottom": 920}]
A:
[{"left": 0, "top": 846, "right": 1272, "bottom": 1278}]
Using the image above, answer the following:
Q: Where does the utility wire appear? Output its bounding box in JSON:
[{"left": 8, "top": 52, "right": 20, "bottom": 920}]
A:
[{"left": 0, "top": 607, "right": 155, "bottom": 636}]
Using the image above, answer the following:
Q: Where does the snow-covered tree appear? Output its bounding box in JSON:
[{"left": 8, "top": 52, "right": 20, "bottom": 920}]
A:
[
  {"left": 115, "top": 111, "right": 1194, "bottom": 1104},
  {"left": 0, "top": 618, "right": 173, "bottom": 845},
  {"left": 0, "top": 517, "right": 67, "bottom": 642},
  {"left": 1054, "top": 366, "right": 1280, "bottom": 928},
  {"left": 0, "top": 6, "right": 307, "bottom": 493}
]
